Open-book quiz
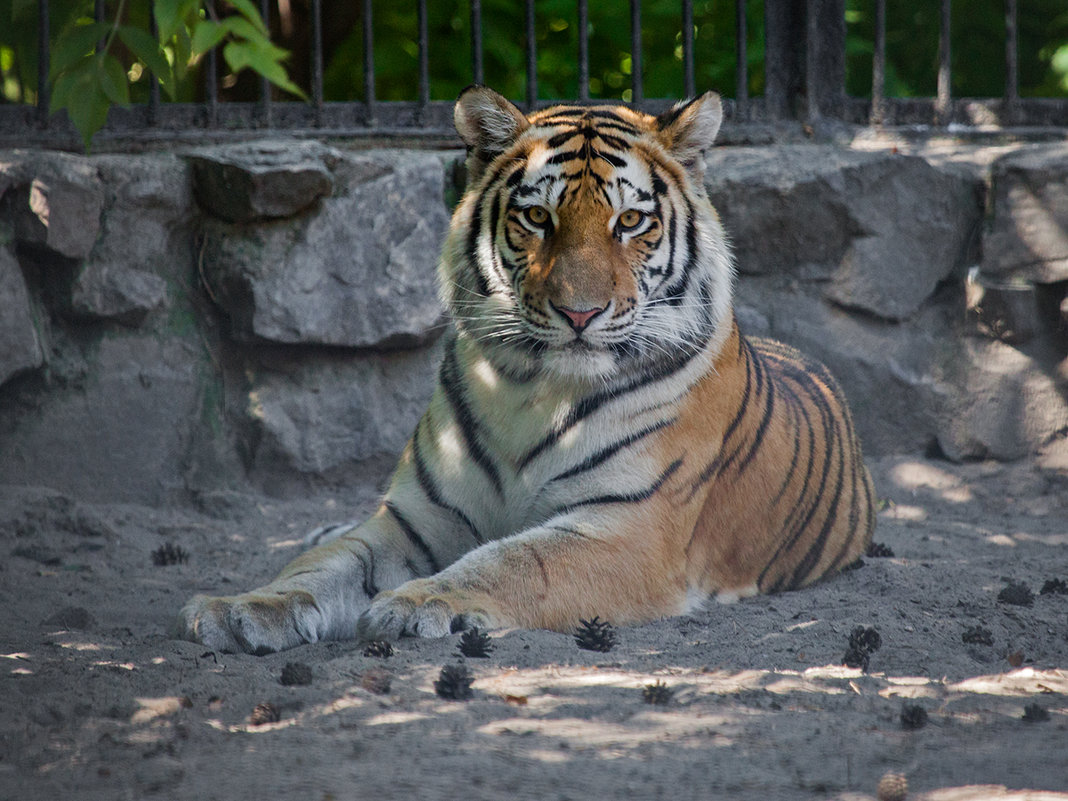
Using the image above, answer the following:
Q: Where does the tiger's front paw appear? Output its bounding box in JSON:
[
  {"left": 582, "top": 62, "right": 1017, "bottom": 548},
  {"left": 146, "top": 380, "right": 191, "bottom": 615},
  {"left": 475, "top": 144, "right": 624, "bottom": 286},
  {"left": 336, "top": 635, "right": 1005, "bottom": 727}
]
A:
[
  {"left": 355, "top": 580, "right": 496, "bottom": 641},
  {"left": 175, "top": 590, "right": 326, "bottom": 655}
]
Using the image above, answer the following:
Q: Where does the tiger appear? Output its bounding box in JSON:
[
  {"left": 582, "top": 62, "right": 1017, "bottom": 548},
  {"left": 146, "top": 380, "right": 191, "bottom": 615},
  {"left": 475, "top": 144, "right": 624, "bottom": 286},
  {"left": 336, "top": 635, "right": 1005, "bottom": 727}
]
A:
[{"left": 176, "top": 86, "right": 875, "bottom": 654}]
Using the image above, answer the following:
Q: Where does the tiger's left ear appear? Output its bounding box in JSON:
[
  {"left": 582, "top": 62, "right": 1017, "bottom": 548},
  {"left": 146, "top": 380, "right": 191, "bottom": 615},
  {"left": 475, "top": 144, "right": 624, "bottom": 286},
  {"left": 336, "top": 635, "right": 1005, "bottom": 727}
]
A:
[
  {"left": 455, "top": 86, "right": 530, "bottom": 183},
  {"left": 655, "top": 91, "right": 722, "bottom": 183}
]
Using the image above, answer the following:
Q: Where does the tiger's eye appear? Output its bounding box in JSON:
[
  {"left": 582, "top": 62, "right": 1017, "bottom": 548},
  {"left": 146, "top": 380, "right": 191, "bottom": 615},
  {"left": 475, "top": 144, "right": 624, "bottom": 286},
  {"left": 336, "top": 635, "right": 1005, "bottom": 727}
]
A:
[
  {"left": 524, "top": 206, "right": 550, "bottom": 227},
  {"left": 617, "top": 209, "right": 645, "bottom": 230}
]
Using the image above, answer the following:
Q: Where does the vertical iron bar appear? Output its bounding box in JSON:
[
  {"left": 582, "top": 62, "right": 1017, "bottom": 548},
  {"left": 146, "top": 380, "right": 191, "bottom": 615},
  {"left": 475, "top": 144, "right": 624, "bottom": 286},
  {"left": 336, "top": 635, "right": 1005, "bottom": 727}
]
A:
[
  {"left": 418, "top": 0, "right": 430, "bottom": 118},
  {"left": 577, "top": 0, "right": 589, "bottom": 101},
  {"left": 630, "top": 0, "right": 642, "bottom": 103},
  {"left": 682, "top": 0, "right": 694, "bottom": 98},
  {"left": 1005, "top": 0, "right": 1018, "bottom": 122},
  {"left": 471, "top": 0, "right": 484, "bottom": 85},
  {"left": 205, "top": 0, "right": 218, "bottom": 127},
  {"left": 735, "top": 0, "right": 748, "bottom": 120},
  {"left": 148, "top": 9, "right": 160, "bottom": 125},
  {"left": 871, "top": 0, "right": 885, "bottom": 124},
  {"left": 526, "top": 0, "right": 537, "bottom": 108},
  {"left": 363, "top": 0, "right": 375, "bottom": 124},
  {"left": 37, "top": 0, "right": 50, "bottom": 123},
  {"left": 95, "top": 0, "right": 106, "bottom": 50},
  {"left": 764, "top": 1, "right": 804, "bottom": 120},
  {"left": 311, "top": 0, "right": 323, "bottom": 125},
  {"left": 259, "top": 0, "right": 272, "bottom": 126},
  {"left": 936, "top": 0, "right": 951, "bottom": 123},
  {"left": 805, "top": 0, "right": 845, "bottom": 121}
]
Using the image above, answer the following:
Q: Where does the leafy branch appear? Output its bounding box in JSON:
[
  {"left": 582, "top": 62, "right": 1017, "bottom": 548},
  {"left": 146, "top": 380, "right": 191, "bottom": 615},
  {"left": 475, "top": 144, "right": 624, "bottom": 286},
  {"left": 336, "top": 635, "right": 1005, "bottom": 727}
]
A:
[{"left": 48, "top": 0, "right": 306, "bottom": 149}]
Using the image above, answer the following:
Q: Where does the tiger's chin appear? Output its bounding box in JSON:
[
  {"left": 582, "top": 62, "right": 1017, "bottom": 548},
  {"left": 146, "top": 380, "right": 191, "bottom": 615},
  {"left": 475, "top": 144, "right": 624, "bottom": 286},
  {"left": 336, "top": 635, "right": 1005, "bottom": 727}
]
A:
[{"left": 540, "top": 343, "right": 618, "bottom": 384}]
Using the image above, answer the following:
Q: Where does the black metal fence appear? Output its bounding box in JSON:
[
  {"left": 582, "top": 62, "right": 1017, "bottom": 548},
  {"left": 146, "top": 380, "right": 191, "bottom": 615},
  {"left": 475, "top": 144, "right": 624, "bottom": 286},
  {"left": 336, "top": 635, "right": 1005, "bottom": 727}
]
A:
[{"left": 2, "top": 0, "right": 1067, "bottom": 149}]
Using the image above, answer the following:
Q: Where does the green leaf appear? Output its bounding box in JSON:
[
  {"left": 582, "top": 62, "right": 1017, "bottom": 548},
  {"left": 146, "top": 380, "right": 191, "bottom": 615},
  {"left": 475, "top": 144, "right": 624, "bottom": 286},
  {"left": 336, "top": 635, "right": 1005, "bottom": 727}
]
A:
[
  {"left": 62, "top": 66, "right": 111, "bottom": 150},
  {"left": 49, "top": 22, "right": 110, "bottom": 81},
  {"left": 171, "top": 26, "right": 193, "bottom": 86},
  {"left": 191, "top": 20, "right": 228, "bottom": 55},
  {"left": 97, "top": 53, "right": 130, "bottom": 105},
  {"left": 50, "top": 69, "right": 80, "bottom": 115},
  {"left": 154, "top": 0, "right": 200, "bottom": 43},
  {"left": 224, "top": 0, "right": 269, "bottom": 37},
  {"left": 118, "top": 24, "right": 173, "bottom": 87},
  {"left": 222, "top": 40, "right": 307, "bottom": 100}
]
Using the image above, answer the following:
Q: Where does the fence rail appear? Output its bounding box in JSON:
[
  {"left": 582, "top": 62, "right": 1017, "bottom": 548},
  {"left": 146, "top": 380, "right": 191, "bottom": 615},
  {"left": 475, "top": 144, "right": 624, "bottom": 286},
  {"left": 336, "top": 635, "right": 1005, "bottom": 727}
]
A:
[{"left": 3, "top": 0, "right": 1067, "bottom": 150}]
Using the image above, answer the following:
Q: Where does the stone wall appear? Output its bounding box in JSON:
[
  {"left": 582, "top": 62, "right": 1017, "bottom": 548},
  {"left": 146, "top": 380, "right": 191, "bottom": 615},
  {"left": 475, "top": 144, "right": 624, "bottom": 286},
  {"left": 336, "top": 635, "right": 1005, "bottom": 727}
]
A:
[{"left": 1, "top": 139, "right": 1066, "bottom": 505}]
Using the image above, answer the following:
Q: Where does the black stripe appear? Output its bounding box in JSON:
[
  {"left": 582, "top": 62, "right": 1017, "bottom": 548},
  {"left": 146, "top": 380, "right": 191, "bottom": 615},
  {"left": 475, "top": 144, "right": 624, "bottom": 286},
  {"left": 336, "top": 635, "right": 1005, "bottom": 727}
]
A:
[
  {"left": 769, "top": 363, "right": 841, "bottom": 591},
  {"left": 549, "top": 418, "right": 675, "bottom": 482},
  {"left": 595, "top": 148, "right": 627, "bottom": 168},
  {"left": 441, "top": 341, "right": 505, "bottom": 495},
  {"left": 733, "top": 349, "right": 777, "bottom": 475},
  {"left": 786, "top": 405, "right": 846, "bottom": 589},
  {"left": 555, "top": 458, "right": 683, "bottom": 514},
  {"left": 757, "top": 368, "right": 823, "bottom": 591},
  {"left": 771, "top": 381, "right": 804, "bottom": 503},
  {"left": 350, "top": 537, "right": 379, "bottom": 598},
  {"left": 385, "top": 501, "right": 441, "bottom": 574},
  {"left": 411, "top": 421, "right": 484, "bottom": 544},
  {"left": 517, "top": 345, "right": 700, "bottom": 472},
  {"left": 548, "top": 149, "right": 584, "bottom": 165}
]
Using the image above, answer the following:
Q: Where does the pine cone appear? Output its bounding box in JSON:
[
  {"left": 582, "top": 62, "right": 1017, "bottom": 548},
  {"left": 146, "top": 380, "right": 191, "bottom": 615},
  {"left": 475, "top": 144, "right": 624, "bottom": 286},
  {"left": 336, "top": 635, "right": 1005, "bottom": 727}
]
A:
[
  {"left": 363, "top": 640, "right": 394, "bottom": 658},
  {"left": 574, "top": 617, "right": 616, "bottom": 652},
  {"left": 457, "top": 628, "right": 494, "bottom": 658},
  {"left": 642, "top": 680, "right": 674, "bottom": 705},
  {"left": 434, "top": 662, "right": 474, "bottom": 701}
]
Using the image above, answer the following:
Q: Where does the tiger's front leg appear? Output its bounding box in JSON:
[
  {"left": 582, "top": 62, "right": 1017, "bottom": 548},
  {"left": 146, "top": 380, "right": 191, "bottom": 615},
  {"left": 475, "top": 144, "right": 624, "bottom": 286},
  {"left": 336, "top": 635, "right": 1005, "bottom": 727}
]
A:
[
  {"left": 357, "top": 505, "right": 694, "bottom": 640},
  {"left": 175, "top": 509, "right": 430, "bottom": 654}
]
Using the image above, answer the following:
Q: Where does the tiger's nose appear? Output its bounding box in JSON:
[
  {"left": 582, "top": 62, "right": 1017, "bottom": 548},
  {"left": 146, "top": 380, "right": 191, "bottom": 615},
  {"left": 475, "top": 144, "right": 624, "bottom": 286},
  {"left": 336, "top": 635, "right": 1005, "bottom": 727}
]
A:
[{"left": 550, "top": 302, "right": 605, "bottom": 333}]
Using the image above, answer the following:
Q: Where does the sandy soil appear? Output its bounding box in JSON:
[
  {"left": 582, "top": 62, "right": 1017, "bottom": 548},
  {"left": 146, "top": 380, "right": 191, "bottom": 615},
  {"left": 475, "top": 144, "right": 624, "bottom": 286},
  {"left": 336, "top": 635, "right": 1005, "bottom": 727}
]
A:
[{"left": 2, "top": 447, "right": 1067, "bottom": 801}]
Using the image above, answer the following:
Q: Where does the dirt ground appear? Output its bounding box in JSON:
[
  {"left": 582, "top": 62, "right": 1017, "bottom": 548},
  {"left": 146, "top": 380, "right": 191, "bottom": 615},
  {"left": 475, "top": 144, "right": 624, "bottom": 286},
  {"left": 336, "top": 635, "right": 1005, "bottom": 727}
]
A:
[{"left": 2, "top": 445, "right": 1067, "bottom": 801}]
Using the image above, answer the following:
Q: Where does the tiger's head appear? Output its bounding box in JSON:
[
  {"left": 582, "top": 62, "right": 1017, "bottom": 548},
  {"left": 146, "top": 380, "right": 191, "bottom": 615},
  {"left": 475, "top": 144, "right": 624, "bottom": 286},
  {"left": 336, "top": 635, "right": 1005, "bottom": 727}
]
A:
[{"left": 441, "top": 86, "right": 735, "bottom": 384}]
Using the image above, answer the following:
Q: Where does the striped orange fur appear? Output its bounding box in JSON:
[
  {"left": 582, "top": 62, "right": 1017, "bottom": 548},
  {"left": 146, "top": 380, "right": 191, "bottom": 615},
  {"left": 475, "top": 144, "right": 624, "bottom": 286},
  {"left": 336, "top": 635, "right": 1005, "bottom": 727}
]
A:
[{"left": 176, "top": 87, "right": 874, "bottom": 653}]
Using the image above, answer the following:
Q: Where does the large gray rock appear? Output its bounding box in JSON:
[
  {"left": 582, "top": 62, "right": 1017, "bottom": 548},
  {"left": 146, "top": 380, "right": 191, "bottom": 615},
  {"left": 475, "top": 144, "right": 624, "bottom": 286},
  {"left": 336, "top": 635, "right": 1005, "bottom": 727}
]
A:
[
  {"left": 70, "top": 263, "right": 168, "bottom": 325},
  {"left": 0, "top": 334, "right": 202, "bottom": 503},
  {"left": 85, "top": 154, "right": 195, "bottom": 308},
  {"left": 707, "top": 146, "right": 982, "bottom": 320},
  {"left": 0, "top": 152, "right": 104, "bottom": 259},
  {"left": 0, "top": 247, "right": 44, "bottom": 386},
  {"left": 243, "top": 340, "right": 443, "bottom": 493},
  {"left": 188, "top": 140, "right": 336, "bottom": 223},
  {"left": 933, "top": 335, "right": 1068, "bottom": 461},
  {"left": 200, "top": 150, "right": 449, "bottom": 349},
  {"left": 982, "top": 143, "right": 1068, "bottom": 283}
]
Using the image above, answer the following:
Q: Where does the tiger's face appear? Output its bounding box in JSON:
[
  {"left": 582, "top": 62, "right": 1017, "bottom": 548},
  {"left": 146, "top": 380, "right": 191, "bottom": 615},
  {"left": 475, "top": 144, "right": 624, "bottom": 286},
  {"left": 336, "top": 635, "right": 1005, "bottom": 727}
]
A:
[{"left": 442, "top": 88, "right": 735, "bottom": 384}]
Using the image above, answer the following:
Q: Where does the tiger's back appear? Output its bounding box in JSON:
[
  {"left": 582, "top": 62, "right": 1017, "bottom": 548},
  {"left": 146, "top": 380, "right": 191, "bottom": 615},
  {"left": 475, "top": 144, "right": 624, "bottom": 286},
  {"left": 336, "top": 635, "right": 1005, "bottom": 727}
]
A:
[{"left": 681, "top": 329, "right": 874, "bottom": 602}]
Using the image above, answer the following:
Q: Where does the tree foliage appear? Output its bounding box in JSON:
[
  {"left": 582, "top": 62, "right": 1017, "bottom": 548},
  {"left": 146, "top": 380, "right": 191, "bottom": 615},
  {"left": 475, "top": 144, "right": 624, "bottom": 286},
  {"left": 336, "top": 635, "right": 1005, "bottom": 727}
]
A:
[
  {"left": 1, "top": 0, "right": 304, "bottom": 149},
  {"left": 1, "top": 0, "right": 1066, "bottom": 151}
]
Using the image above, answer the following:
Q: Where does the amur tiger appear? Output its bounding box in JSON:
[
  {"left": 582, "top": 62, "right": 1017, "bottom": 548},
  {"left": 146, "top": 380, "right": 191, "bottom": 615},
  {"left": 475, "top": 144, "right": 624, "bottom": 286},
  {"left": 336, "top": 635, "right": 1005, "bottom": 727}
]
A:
[{"left": 176, "top": 86, "right": 875, "bottom": 654}]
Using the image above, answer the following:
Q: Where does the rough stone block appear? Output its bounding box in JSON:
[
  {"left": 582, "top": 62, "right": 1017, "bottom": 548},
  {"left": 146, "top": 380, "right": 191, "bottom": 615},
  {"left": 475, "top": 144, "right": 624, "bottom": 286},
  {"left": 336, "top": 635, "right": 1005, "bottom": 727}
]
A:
[
  {"left": 243, "top": 341, "right": 443, "bottom": 493},
  {"left": 0, "top": 246, "right": 44, "bottom": 387},
  {"left": 982, "top": 143, "right": 1068, "bottom": 283},
  {"left": 706, "top": 146, "right": 982, "bottom": 320},
  {"left": 70, "top": 263, "right": 168, "bottom": 325},
  {"left": 0, "top": 334, "right": 202, "bottom": 504},
  {"left": 200, "top": 150, "right": 448, "bottom": 349},
  {"left": 934, "top": 336, "right": 1068, "bottom": 461},
  {"left": 0, "top": 152, "right": 104, "bottom": 259},
  {"left": 188, "top": 140, "right": 336, "bottom": 222},
  {"left": 85, "top": 153, "right": 195, "bottom": 303}
]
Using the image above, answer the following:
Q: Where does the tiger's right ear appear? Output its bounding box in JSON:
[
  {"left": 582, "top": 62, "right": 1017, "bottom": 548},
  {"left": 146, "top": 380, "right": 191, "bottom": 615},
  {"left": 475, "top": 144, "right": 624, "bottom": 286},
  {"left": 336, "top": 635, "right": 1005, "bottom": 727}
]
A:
[{"left": 454, "top": 86, "right": 530, "bottom": 182}]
